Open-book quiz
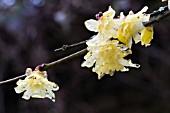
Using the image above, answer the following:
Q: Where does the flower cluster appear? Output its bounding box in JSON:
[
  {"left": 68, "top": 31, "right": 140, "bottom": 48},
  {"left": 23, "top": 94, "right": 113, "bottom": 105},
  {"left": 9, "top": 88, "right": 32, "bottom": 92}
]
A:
[
  {"left": 81, "top": 39, "right": 140, "bottom": 79},
  {"left": 116, "top": 6, "right": 153, "bottom": 47},
  {"left": 82, "top": 6, "right": 154, "bottom": 79},
  {"left": 14, "top": 68, "right": 59, "bottom": 102}
]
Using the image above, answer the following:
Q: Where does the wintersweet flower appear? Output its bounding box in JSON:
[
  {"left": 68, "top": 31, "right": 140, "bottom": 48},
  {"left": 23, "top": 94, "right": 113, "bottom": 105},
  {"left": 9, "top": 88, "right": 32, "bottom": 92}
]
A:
[
  {"left": 84, "top": 6, "right": 118, "bottom": 40},
  {"left": 81, "top": 38, "right": 140, "bottom": 79},
  {"left": 116, "top": 6, "right": 153, "bottom": 47},
  {"left": 82, "top": 6, "right": 155, "bottom": 79},
  {"left": 14, "top": 68, "right": 59, "bottom": 102},
  {"left": 141, "top": 26, "right": 153, "bottom": 46}
]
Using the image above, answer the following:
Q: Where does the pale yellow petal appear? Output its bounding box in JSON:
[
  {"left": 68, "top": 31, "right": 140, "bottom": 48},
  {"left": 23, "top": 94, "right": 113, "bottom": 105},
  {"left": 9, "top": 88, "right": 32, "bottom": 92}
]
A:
[
  {"left": 86, "top": 35, "right": 101, "bottom": 46},
  {"left": 133, "top": 33, "right": 141, "bottom": 44},
  {"left": 22, "top": 88, "right": 32, "bottom": 100},
  {"left": 120, "top": 12, "right": 125, "bottom": 19},
  {"left": 141, "top": 26, "right": 153, "bottom": 46},
  {"left": 25, "top": 68, "right": 32, "bottom": 76},
  {"left": 103, "top": 6, "right": 115, "bottom": 18},
  {"left": 84, "top": 19, "right": 99, "bottom": 32},
  {"left": 119, "top": 59, "right": 140, "bottom": 68},
  {"left": 137, "top": 6, "right": 148, "bottom": 15}
]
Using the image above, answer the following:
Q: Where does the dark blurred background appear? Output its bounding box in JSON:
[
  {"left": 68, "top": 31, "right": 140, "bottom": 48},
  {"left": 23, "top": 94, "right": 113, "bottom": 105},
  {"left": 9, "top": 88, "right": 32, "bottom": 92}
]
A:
[{"left": 0, "top": 0, "right": 170, "bottom": 113}]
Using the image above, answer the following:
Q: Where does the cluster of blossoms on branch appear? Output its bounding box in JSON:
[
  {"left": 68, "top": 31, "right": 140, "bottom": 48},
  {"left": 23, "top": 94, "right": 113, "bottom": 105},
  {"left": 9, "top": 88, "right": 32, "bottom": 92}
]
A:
[
  {"left": 15, "top": 6, "right": 154, "bottom": 102},
  {"left": 81, "top": 6, "right": 153, "bottom": 79},
  {"left": 13, "top": 0, "right": 170, "bottom": 102}
]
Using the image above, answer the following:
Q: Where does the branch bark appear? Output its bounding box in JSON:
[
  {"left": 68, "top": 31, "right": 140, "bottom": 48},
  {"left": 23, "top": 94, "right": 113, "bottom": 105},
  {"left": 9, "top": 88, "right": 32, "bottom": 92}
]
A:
[
  {"left": 41, "top": 49, "right": 87, "bottom": 71},
  {"left": 54, "top": 40, "right": 87, "bottom": 52}
]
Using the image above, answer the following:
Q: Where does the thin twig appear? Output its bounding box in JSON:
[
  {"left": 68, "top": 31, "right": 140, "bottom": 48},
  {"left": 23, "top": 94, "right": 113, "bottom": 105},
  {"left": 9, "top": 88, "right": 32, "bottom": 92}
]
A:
[
  {"left": 144, "top": 9, "right": 170, "bottom": 26},
  {"left": 0, "top": 49, "right": 87, "bottom": 85},
  {"left": 0, "top": 74, "right": 26, "bottom": 85},
  {"left": 54, "top": 40, "right": 87, "bottom": 52},
  {"left": 150, "top": 6, "right": 168, "bottom": 17},
  {"left": 41, "top": 49, "right": 87, "bottom": 71}
]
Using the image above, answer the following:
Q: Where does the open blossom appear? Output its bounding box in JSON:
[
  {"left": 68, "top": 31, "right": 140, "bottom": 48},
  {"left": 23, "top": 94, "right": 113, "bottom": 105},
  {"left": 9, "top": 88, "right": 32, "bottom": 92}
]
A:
[
  {"left": 116, "top": 6, "right": 153, "bottom": 47},
  {"left": 81, "top": 38, "right": 140, "bottom": 79},
  {"left": 14, "top": 68, "right": 59, "bottom": 102},
  {"left": 84, "top": 6, "right": 118, "bottom": 40}
]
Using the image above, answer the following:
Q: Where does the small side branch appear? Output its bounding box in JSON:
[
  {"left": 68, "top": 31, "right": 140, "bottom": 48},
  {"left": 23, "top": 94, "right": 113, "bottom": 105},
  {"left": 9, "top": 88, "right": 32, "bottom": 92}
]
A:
[
  {"left": 54, "top": 40, "right": 87, "bottom": 52},
  {"left": 0, "top": 74, "right": 26, "bottom": 85}
]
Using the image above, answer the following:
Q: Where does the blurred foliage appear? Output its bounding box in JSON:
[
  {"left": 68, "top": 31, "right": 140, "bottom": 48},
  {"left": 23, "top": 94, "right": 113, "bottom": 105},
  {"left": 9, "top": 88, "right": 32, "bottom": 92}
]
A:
[{"left": 1, "top": 0, "right": 170, "bottom": 113}]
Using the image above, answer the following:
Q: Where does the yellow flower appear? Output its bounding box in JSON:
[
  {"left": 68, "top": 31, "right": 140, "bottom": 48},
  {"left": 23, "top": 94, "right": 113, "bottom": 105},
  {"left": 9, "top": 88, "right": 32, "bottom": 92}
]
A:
[
  {"left": 82, "top": 6, "right": 155, "bottom": 79},
  {"left": 116, "top": 6, "right": 153, "bottom": 47},
  {"left": 84, "top": 6, "right": 118, "bottom": 40},
  {"left": 14, "top": 68, "right": 59, "bottom": 102},
  {"left": 82, "top": 38, "right": 140, "bottom": 79},
  {"left": 116, "top": 21, "right": 138, "bottom": 48},
  {"left": 141, "top": 26, "right": 153, "bottom": 46},
  {"left": 85, "top": 6, "right": 154, "bottom": 48}
]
